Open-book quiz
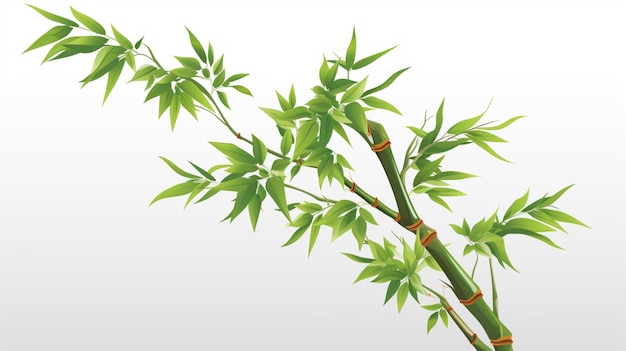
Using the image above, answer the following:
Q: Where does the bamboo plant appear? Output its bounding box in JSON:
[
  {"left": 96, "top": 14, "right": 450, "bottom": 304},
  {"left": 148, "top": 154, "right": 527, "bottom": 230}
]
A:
[{"left": 24, "top": 5, "right": 589, "bottom": 350}]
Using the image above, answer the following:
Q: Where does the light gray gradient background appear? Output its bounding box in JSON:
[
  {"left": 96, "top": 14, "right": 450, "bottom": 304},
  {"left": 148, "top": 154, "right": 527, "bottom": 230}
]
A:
[{"left": 1, "top": 0, "right": 624, "bottom": 350}]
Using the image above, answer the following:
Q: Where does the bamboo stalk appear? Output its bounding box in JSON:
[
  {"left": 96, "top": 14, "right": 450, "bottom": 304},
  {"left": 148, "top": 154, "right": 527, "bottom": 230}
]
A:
[{"left": 368, "top": 121, "right": 513, "bottom": 351}]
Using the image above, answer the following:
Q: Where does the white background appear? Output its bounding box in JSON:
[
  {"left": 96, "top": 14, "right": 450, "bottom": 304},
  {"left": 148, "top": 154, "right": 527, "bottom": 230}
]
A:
[{"left": 1, "top": 0, "right": 625, "bottom": 350}]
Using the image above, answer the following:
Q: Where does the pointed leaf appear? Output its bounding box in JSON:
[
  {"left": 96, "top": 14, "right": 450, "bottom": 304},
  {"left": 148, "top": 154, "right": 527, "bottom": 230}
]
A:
[
  {"left": 175, "top": 56, "right": 202, "bottom": 70},
  {"left": 412, "top": 156, "right": 444, "bottom": 187},
  {"left": 111, "top": 25, "right": 132, "bottom": 50},
  {"left": 446, "top": 98, "right": 491, "bottom": 134},
  {"left": 341, "top": 76, "right": 368, "bottom": 103},
  {"left": 540, "top": 209, "right": 589, "bottom": 228},
  {"left": 185, "top": 27, "right": 207, "bottom": 63},
  {"left": 294, "top": 119, "right": 319, "bottom": 157},
  {"left": 344, "top": 102, "right": 368, "bottom": 135},
  {"left": 210, "top": 142, "right": 256, "bottom": 164},
  {"left": 362, "top": 67, "right": 409, "bottom": 97},
  {"left": 504, "top": 189, "right": 529, "bottom": 220},
  {"left": 396, "top": 283, "right": 409, "bottom": 312},
  {"left": 482, "top": 115, "right": 525, "bottom": 130},
  {"left": 251, "top": 135, "right": 267, "bottom": 164},
  {"left": 385, "top": 280, "right": 401, "bottom": 305},
  {"left": 266, "top": 177, "right": 291, "bottom": 221},
  {"left": 231, "top": 85, "right": 253, "bottom": 96},
  {"left": 342, "top": 253, "right": 374, "bottom": 264},
  {"left": 361, "top": 96, "right": 402, "bottom": 115},
  {"left": 27, "top": 5, "right": 78, "bottom": 27},
  {"left": 280, "top": 129, "right": 294, "bottom": 155},
  {"left": 150, "top": 180, "right": 198, "bottom": 205},
  {"left": 353, "top": 46, "right": 397, "bottom": 70},
  {"left": 426, "top": 312, "right": 438, "bottom": 333},
  {"left": 70, "top": 7, "right": 105, "bottom": 34},
  {"left": 468, "top": 136, "right": 511, "bottom": 163},
  {"left": 169, "top": 94, "right": 181, "bottom": 130},
  {"left": 24, "top": 26, "right": 73, "bottom": 53},
  {"left": 345, "top": 27, "right": 357, "bottom": 69},
  {"left": 103, "top": 59, "right": 124, "bottom": 104}
]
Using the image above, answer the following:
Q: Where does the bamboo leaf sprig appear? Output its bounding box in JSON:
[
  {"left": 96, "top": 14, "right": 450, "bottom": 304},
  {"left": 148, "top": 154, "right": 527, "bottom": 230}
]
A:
[{"left": 24, "top": 5, "right": 590, "bottom": 350}]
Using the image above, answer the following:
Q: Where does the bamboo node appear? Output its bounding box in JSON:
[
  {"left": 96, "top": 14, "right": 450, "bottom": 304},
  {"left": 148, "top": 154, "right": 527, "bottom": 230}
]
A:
[
  {"left": 490, "top": 335, "right": 513, "bottom": 346},
  {"left": 371, "top": 140, "right": 391, "bottom": 152},
  {"left": 459, "top": 289, "right": 483, "bottom": 306},
  {"left": 350, "top": 182, "right": 357, "bottom": 193},
  {"left": 371, "top": 197, "right": 379, "bottom": 208},
  {"left": 236, "top": 132, "right": 241, "bottom": 139},
  {"left": 394, "top": 212, "right": 401, "bottom": 223},
  {"left": 470, "top": 333, "right": 478, "bottom": 345},
  {"left": 420, "top": 230, "right": 437, "bottom": 247},
  {"left": 406, "top": 219, "right": 423, "bottom": 231}
]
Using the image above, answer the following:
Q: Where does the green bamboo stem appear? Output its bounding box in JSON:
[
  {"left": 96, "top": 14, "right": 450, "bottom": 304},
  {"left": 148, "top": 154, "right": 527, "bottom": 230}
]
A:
[
  {"left": 368, "top": 121, "right": 513, "bottom": 351},
  {"left": 489, "top": 258, "right": 499, "bottom": 318},
  {"left": 424, "top": 285, "right": 492, "bottom": 351}
]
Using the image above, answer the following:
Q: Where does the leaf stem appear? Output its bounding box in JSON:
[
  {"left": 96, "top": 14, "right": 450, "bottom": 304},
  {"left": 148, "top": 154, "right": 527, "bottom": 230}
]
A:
[
  {"left": 471, "top": 253, "right": 479, "bottom": 279},
  {"left": 423, "top": 285, "right": 493, "bottom": 351},
  {"left": 284, "top": 183, "right": 337, "bottom": 204}
]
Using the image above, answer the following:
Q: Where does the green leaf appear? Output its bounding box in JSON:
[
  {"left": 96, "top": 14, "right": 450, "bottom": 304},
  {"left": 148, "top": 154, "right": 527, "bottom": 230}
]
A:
[
  {"left": 412, "top": 156, "right": 444, "bottom": 187},
  {"left": 213, "top": 54, "right": 224, "bottom": 75},
  {"left": 24, "top": 26, "right": 73, "bottom": 53},
  {"left": 351, "top": 217, "right": 367, "bottom": 249},
  {"left": 426, "top": 311, "right": 439, "bottom": 333},
  {"left": 70, "top": 7, "right": 105, "bottom": 34},
  {"left": 427, "top": 194, "right": 451, "bottom": 211},
  {"left": 362, "top": 67, "right": 410, "bottom": 97},
  {"left": 341, "top": 76, "right": 368, "bottom": 103},
  {"left": 504, "top": 189, "right": 529, "bottom": 220},
  {"left": 288, "top": 85, "right": 296, "bottom": 106},
  {"left": 251, "top": 135, "right": 267, "bottom": 164},
  {"left": 318, "top": 200, "right": 356, "bottom": 226},
  {"left": 27, "top": 5, "right": 78, "bottom": 27},
  {"left": 528, "top": 209, "right": 567, "bottom": 232},
  {"left": 125, "top": 51, "right": 136, "bottom": 70},
  {"left": 523, "top": 184, "right": 575, "bottom": 212},
  {"left": 509, "top": 230, "right": 564, "bottom": 249},
  {"left": 482, "top": 115, "right": 525, "bottom": 130},
  {"left": 426, "top": 187, "right": 466, "bottom": 197},
  {"left": 421, "top": 303, "right": 442, "bottom": 311},
  {"left": 431, "top": 171, "right": 477, "bottom": 181},
  {"left": 185, "top": 27, "right": 207, "bottom": 63},
  {"left": 359, "top": 208, "right": 377, "bottom": 225},
  {"left": 213, "top": 70, "right": 226, "bottom": 88},
  {"left": 266, "top": 177, "right": 291, "bottom": 221},
  {"left": 171, "top": 67, "right": 197, "bottom": 79},
  {"left": 175, "top": 56, "right": 202, "bottom": 70},
  {"left": 210, "top": 142, "right": 256, "bottom": 164},
  {"left": 169, "top": 94, "right": 181, "bottom": 130},
  {"left": 466, "top": 130, "right": 507, "bottom": 143},
  {"left": 486, "top": 239, "right": 516, "bottom": 270},
  {"left": 102, "top": 59, "right": 124, "bottom": 104},
  {"left": 446, "top": 98, "right": 491, "bottom": 134},
  {"left": 345, "top": 27, "right": 357, "bottom": 69},
  {"left": 224, "top": 183, "right": 257, "bottom": 222},
  {"left": 319, "top": 56, "right": 329, "bottom": 87},
  {"left": 81, "top": 46, "right": 126, "bottom": 86},
  {"left": 504, "top": 218, "right": 556, "bottom": 233},
  {"left": 439, "top": 309, "right": 449, "bottom": 327},
  {"left": 468, "top": 136, "right": 511, "bottom": 163},
  {"left": 282, "top": 221, "right": 312, "bottom": 247},
  {"left": 158, "top": 87, "right": 173, "bottom": 117},
  {"left": 231, "top": 85, "right": 253, "bottom": 96},
  {"left": 354, "top": 264, "right": 382, "bottom": 283},
  {"left": 134, "top": 36, "right": 143, "bottom": 49},
  {"left": 188, "top": 161, "right": 215, "bottom": 181},
  {"left": 178, "top": 79, "right": 213, "bottom": 111},
  {"left": 248, "top": 194, "right": 262, "bottom": 231},
  {"left": 325, "top": 61, "right": 339, "bottom": 88},
  {"left": 224, "top": 73, "right": 249, "bottom": 86},
  {"left": 353, "top": 46, "right": 397, "bottom": 70},
  {"left": 294, "top": 120, "right": 319, "bottom": 157},
  {"left": 111, "top": 25, "right": 132, "bottom": 50},
  {"left": 385, "top": 280, "right": 401, "bottom": 305},
  {"left": 361, "top": 96, "right": 402, "bottom": 115},
  {"left": 150, "top": 180, "right": 198, "bottom": 205},
  {"left": 280, "top": 129, "right": 294, "bottom": 155},
  {"left": 344, "top": 102, "right": 368, "bottom": 135},
  {"left": 61, "top": 35, "right": 108, "bottom": 53},
  {"left": 179, "top": 92, "right": 198, "bottom": 119},
  {"left": 184, "top": 180, "right": 210, "bottom": 208},
  {"left": 407, "top": 126, "right": 428, "bottom": 138},
  {"left": 342, "top": 252, "right": 374, "bottom": 263},
  {"left": 207, "top": 42, "right": 214, "bottom": 65},
  {"left": 540, "top": 208, "right": 589, "bottom": 228},
  {"left": 308, "top": 216, "right": 321, "bottom": 256},
  {"left": 130, "top": 64, "right": 157, "bottom": 81}
]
